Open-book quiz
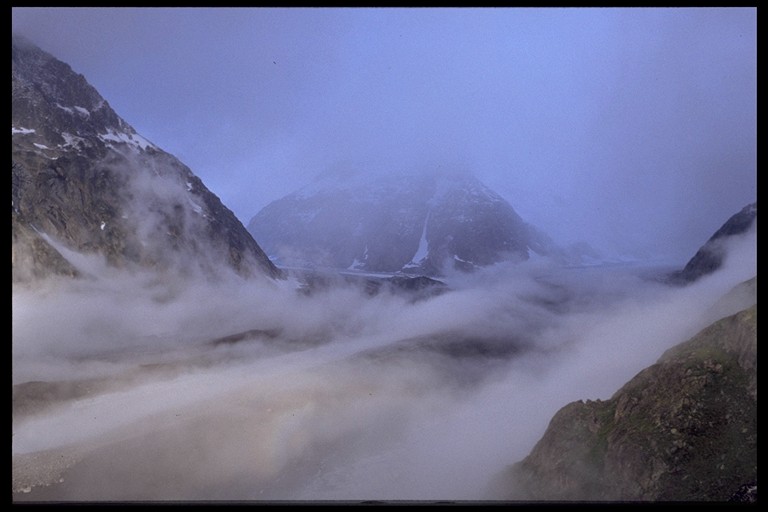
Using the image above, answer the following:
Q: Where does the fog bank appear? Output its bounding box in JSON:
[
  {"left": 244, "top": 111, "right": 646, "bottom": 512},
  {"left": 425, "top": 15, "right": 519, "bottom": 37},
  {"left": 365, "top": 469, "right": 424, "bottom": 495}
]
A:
[{"left": 12, "top": 229, "right": 756, "bottom": 500}]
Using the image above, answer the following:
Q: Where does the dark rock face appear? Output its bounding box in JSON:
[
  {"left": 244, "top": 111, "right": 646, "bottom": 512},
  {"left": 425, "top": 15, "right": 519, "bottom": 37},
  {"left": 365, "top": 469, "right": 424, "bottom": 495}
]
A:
[
  {"left": 498, "top": 302, "right": 757, "bottom": 501},
  {"left": 668, "top": 203, "right": 756, "bottom": 285},
  {"left": 12, "top": 34, "right": 280, "bottom": 283},
  {"left": 247, "top": 169, "right": 547, "bottom": 276}
]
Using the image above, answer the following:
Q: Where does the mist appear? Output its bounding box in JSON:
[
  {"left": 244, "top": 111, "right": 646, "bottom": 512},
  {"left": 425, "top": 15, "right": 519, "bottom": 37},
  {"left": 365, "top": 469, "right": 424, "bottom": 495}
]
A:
[
  {"left": 10, "top": 7, "right": 756, "bottom": 262},
  {"left": 11, "top": 6, "right": 757, "bottom": 501},
  {"left": 12, "top": 224, "right": 756, "bottom": 500}
]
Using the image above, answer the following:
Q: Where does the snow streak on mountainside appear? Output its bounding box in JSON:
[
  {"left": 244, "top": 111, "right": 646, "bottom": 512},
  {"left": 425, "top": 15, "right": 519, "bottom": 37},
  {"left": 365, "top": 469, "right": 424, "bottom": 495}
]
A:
[
  {"left": 11, "top": 34, "right": 280, "bottom": 283},
  {"left": 248, "top": 168, "right": 565, "bottom": 276}
]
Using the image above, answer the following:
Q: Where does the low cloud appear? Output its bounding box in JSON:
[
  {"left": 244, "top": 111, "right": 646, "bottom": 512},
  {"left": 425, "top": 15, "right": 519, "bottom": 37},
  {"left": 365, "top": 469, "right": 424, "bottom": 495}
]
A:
[{"left": 12, "top": 228, "right": 756, "bottom": 500}]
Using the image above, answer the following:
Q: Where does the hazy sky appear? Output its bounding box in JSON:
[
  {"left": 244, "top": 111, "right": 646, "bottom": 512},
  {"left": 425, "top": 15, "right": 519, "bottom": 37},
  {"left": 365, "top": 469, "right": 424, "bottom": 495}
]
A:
[{"left": 12, "top": 7, "right": 756, "bottom": 262}]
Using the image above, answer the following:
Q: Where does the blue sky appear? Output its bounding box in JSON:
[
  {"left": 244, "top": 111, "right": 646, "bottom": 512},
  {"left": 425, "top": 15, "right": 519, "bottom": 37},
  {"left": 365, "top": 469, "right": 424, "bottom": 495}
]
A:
[{"left": 12, "top": 7, "right": 756, "bottom": 262}]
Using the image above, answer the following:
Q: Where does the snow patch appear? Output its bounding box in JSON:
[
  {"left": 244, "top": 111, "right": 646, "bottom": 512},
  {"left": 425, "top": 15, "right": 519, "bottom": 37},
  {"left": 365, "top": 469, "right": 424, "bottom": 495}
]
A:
[
  {"left": 98, "top": 129, "right": 156, "bottom": 151},
  {"left": 55, "top": 103, "right": 73, "bottom": 114},
  {"left": 338, "top": 269, "right": 398, "bottom": 279},
  {"left": 408, "top": 210, "right": 431, "bottom": 266},
  {"left": 187, "top": 196, "right": 204, "bottom": 215},
  {"left": 60, "top": 132, "right": 84, "bottom": 148},
  {"left": 33, "top": 143, "right": 50, "bottom": 150},
  {"left": 100, "top": 222, "right": 106, "bottom": 231},
  {"left": 12, "top": 127, "right": 35, "bottom": 135},
  {"left": 98, "top": 130, "right": 128, "bottom": 145},
  {"left": 348, "top": 245, "right": 369, "bottom": 270},
  {"left": 74, "top": 106, "right": 90, "bottom": 117}
]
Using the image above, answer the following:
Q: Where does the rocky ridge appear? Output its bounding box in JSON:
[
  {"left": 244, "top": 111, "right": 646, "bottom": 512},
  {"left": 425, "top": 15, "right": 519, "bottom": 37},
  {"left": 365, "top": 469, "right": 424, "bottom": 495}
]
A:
[
  {"left": 498, "top": 281, "right": 756, "bottom": 501},
  {"left": 12, "top": 34, "right": 280, "bottom": 283},
  {"left": 668, "top": 202, "right": 756, "bottom": 285}
]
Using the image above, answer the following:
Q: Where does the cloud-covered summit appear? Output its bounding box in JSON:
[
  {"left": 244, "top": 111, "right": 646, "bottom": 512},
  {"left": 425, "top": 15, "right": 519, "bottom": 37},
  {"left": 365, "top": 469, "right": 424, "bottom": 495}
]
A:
[{"left": 248, "top": 168, "right": 565, "bottom": 275}]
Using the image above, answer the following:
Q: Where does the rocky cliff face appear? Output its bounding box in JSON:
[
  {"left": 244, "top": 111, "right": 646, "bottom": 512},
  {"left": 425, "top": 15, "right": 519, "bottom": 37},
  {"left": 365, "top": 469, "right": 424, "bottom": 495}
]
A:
[
  {"left": 247, "top": 168, "right": 556, "bottom": 276},
  {"left": 497, "top": 291, "right": 757, "bottom": 501},
  {"left": 12, "top": 34, "right": 281, "bottom": 283},
  {"left": 668, "top": 203, "right": 756, "bottom": 285}
]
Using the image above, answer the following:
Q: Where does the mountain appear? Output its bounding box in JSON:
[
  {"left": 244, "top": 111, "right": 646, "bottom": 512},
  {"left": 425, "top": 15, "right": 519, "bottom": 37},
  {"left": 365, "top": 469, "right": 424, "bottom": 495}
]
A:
[
  {"left": 12, "top": 34, "right": 281, "bottom": 283},
  {"left": 247, "top": 168, "right": 558, "bottom": 276},
  {"left": 494, "top": 280, "right": 757, "bottom": 501},
  {"left": 668, "top": 203, "right": 756, "bottom": 285}
]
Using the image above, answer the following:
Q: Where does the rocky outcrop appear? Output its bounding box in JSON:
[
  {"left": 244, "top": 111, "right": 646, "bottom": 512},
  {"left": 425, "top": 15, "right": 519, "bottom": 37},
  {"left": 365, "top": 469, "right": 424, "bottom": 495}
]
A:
[
  {"left": 12, "top": 34, "right": 280, "bottom": 283},
  {"left": 668, "top": 203, "right": 756, "bottom": 285},
  {"left": 498, "top": 301, "right": 757, "bottom": 501}
]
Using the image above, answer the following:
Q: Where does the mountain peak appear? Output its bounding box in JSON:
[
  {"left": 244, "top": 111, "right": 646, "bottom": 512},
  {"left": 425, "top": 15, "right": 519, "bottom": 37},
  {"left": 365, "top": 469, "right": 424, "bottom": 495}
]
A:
[
  {"left": 248, "top": 169, "right": 543, "bottom": 276},
  {"left": 12, "top": 36, "right": 281, "bottom": 283},
  {"left": 668, "top": 202, "right": 757, "bottom": 285}
]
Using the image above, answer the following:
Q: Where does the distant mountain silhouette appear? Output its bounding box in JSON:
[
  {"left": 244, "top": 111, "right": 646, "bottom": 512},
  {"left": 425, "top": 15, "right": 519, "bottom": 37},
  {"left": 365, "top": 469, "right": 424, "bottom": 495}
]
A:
[{"left": 248, "top": 169, "right": 581, "bottom": 276}]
